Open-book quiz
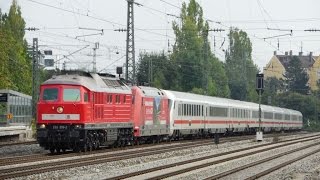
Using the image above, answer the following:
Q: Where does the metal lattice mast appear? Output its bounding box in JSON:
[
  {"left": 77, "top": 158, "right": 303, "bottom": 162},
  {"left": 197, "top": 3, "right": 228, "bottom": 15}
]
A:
[
  {"left": 126, "top": 0, "right": 136, "bottom": 84},
  {"left": 93, "top": 42, "right": 99, "bottom": 73},
  {"left": 32, "top": 38, "right": 39, "bottom": 119}
]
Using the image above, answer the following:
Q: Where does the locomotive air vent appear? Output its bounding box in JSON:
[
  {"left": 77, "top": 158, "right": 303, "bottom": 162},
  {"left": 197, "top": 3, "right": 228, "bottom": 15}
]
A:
[{"left": 52, "top": 75, "right": 56, "bottom": 79}]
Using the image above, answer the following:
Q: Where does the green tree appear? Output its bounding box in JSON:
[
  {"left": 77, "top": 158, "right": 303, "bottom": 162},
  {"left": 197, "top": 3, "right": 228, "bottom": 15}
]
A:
[
  {"left": 261, "top": 77, "right": 285, "bottom": 105},
  {"left": 0, "top": 0, "right": 32, "bottom": 94},
  {"left": 284, "top": 56, "right": 310, "bottom": 94},
  {"left": 276, "top": 92, "right": 319, "bottom": 127},
  {"left": 171, "top": 0, "right": 229, "bottom": 97},
  {"left": 225, "top": 28, "right": 258, "bottom": 101},
  {"left": 136, "top": 52, "right": 177, "bottom": 89}
]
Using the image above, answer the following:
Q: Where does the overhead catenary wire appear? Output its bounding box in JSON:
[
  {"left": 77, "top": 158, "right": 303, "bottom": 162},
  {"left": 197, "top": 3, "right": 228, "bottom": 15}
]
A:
[{"left": 24, "top": 0, "right": 319, "bottom": 72}]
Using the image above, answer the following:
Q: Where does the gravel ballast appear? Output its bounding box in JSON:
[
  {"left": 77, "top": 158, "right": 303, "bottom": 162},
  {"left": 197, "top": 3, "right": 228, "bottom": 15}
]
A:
[{"left": 7, "top": 133, "right": 320, "bottom": 180}]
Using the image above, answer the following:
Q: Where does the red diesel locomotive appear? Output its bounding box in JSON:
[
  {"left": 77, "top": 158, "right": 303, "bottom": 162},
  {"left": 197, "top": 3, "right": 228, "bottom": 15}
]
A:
[{"left": 37, "top": 72, "right": 169, "bottom": 153}]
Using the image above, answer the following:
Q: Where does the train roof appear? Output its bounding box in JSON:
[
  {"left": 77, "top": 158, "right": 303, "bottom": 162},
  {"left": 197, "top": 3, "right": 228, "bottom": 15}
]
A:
[
  {"left": 42, "top": 73, "right": 131, "bottom": 94},
  {"left": 163, "top": 90, "right": 302, "bottom": 115},
  {"left": 135, "top": 86, "right": 165, "bottom": 97}
]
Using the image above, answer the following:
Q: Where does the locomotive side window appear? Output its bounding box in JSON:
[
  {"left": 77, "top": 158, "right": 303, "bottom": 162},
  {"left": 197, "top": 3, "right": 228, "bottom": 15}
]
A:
[
  {"left": 123, "top": 95, "right": 126, "bottom": 103},
  {"left": 84, "top": 92, "right": 89, "bottom": 102},
  {"left": 43, "top": 88, "right": 58, "bottom": 101},
  {"left": 107, "top": 95, "right": 112, "bottom": 103},
  {"left": 116, "top": 95, "right": 120, "bottom": 103},
  {"left": 63, "top": 89, "right": 80, "bottom": 102}
]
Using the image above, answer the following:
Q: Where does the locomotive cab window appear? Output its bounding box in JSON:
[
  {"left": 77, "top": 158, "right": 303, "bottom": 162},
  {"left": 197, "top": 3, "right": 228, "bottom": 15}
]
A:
[
  {"left": 43, "top": 88, "right": 58, "bottom": 101},
  {"left": 63, "top": 88, "right": 80, "bottom": 102}
]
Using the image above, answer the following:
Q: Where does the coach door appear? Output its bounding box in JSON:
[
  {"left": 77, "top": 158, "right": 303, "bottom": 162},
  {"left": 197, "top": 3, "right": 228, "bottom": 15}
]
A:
[
  {"left": 176, "top": 102, "right": 182, "bottom": 130},
  {"left": 203, "top": 104, "right": 207, "bottom": 130}
]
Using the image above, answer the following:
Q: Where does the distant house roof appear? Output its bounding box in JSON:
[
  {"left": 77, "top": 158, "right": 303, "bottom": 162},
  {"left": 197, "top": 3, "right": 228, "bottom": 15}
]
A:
[{"left": 276, "top": 53, "right": 316, "bottom": 70}]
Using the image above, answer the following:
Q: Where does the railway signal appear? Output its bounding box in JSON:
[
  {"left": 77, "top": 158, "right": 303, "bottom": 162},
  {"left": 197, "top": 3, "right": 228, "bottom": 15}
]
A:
[{"left": 256, "top": 73, "right": 264, "bottom": 141}]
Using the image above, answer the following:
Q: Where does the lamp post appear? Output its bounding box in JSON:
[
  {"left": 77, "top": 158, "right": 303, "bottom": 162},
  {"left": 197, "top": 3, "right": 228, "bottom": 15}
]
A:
[{"left": 256, "top": 73, "right": 264, "bottom": 141}]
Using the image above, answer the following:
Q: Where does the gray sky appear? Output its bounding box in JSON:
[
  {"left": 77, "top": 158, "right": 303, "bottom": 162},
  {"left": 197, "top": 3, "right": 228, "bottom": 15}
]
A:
[{"left": 1, "top": 0, "right": 320, "bottom": 74}]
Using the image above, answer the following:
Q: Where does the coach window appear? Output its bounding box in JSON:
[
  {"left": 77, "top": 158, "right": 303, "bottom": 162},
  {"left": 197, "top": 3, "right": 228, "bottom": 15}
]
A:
[
  {"left": 63, "top": 89, "right": 80, "bottom": 102},
  {"left": 197, "top": 105, "right": 199, "bottom": 116},
  {"left": 213, "top": 107, "right": 228, "bottom": 117},
  {"left": 285, "top": 114, "right": 290, "bottom": 121},
  {"left": 201, "top": 105, "right": 203, "bottom": 116},
  {"left": 275, "top": 113, "right": 282, "bottom": 120},
  {"left": 192, "top": 105, "right": 196, "bottom": 116},
  {"left": 84, "top": 92, "right": 89, "bottom": 102},
  {"left": 264, "top": 112, "right": 273, "bottom": 119},
  {"left": 292, "top": 115, "right": 297, "bottom": 121}
]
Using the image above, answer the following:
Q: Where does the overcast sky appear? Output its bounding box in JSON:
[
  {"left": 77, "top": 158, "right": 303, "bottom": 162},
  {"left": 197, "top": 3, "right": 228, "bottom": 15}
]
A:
[{"left": 1, "top": 0, "right": 320, "bottom": 74}]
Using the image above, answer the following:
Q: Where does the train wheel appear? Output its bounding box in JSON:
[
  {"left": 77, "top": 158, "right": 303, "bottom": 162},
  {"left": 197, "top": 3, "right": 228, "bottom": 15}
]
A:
[
  {"left": 89, "top": 142, "right": 93, "bottom": 151},
  {"left": 86, "top": 137, "right": 93, "bottom": 151},
  {"left": 73, "top": 147, "right": 80, "bottom": 153},
  {"left": 56, "top": 148, "right": 61, "bottom": 154},
  {"left": 49, "top": 148, "right": 55, "bottom": 154}
]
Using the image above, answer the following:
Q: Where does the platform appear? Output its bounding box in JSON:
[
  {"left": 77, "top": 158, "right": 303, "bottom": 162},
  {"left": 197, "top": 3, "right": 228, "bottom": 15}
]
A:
[{"left": 0, "top": 126, "right": 33, "bottom": 142}]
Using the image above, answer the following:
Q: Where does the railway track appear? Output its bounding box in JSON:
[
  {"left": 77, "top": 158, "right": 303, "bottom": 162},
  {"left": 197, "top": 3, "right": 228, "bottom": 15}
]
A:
[
  {"left": 0, "top": 133, "right": 281, "bottom": 166},
  {"left": 205, "top": 143, "right": 320, "bottom": 179},
  {"left": 0, "top": 132, "right": 312, "bottom": 179},
  {"left": 0, "top": 135, "right": 252, "bottom": 168},
  {"left": 106, "top": 134, "right": 320, "bottom": 179}
]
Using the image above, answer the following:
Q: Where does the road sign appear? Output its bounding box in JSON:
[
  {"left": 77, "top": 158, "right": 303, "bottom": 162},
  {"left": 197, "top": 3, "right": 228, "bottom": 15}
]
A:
[{"left": 7, "top": 113, "right": 13, "bottom": 119}]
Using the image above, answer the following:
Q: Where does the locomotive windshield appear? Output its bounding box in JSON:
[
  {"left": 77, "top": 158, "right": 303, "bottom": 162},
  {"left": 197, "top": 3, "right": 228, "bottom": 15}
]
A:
[
  {"left": 43, "top": 88, "right": 58, "bottom": 101},
  {"left": 63, "top": 88, "right": 80, "bottom": 102}
]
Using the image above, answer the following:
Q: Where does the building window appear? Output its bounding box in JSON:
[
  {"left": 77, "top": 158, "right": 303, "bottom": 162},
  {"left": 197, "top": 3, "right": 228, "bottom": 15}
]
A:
[
  {"left": 44, "top": 50, "right": 52, "bottom": 55},
  {"left": 317, "top": 70, "right": 320, "bottom": 78},
  {"left": 44, "top": 59, "right": 54, "bottom": 67}
]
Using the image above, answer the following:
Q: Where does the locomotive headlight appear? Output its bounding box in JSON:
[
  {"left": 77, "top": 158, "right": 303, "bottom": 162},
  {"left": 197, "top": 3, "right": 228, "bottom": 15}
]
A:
[
  {"left": 39, "top": 124, "right": 46, "bottom": 129},
  {"left": 57, "top": 106, "right": 64, "bottom": 113},
  {"left": 74, "top": 124, "right": 82, "bottom": 129}
]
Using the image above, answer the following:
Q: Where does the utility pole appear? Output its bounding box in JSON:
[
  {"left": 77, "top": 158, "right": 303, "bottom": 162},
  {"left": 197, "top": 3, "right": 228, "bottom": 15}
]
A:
[
  {"left": 148, "top": 58, "right": 153, "bottom": 86},
  {"left": 32, "top": 38, "right": 39, "bottom": 119},
  {"left": 126, "top": 0, "right": 136, "bottom": 84},
  {"left": 203, "top": 30, "right": 209, "bottom": 95},
  {"left": 93, "top": 42, "right": 99, "bottom": 73}
]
